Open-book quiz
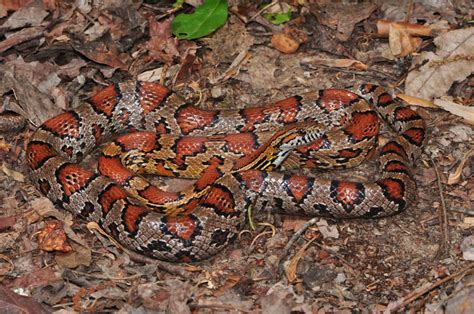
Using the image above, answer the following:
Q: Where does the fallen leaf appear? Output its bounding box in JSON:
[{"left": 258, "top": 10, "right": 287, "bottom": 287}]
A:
[
  {"left": 301, "top": 57, "right": 368, "bottom": 71},
  {"left": 1, "top": 163, "right": 25, "bottom": 182},
  {"left": 172, "top": 0, "right": 228, "bottom": 40},
  {"left": 282, "top": 216, "right": 308, "bottom": 231},
  {"left": 461, "top": 236, "right": 474, "bottom": 261},
  {"left": 271, "top": 26, "right": 308, "bottom": 54},
  {"left": 316, "top": 219, "right": 339, "bottom": 239},
  {"left": 0, "top": 111, "right": 26, "bottom": 132},
  {"left": 0, "top": 215, "right": 17, "bottom": 231},
  {"left": 0, "top": 61, "right": 60, "bottom": 125},
  {"left": 1, "top": 0, "right": 48, "bottom": 30},
  {"left": 55, "top": 242, "right": 91, "bottom": 268},
  {"left": 396, "top": 93, "right": 437, "bottom": 108},
  {"left": 388, "top": 22, "right": 423, "bottom": 57},
  {"left": 0, "top": 26, "right": 45, "bottom": 53},
  {"left": 0, "top": 0, "right": 35, "bottom": 11},
  {"left": 36, "top": 220, "right": 73, "bottom": 253},
  {"left": 405, "top": 27, "right": 474, "bottom": 100},
  {"left": 213, "top": 274, "right": 241, "bottom": 296},
  {"left": 0, "top": 286, "right": 48, "bottom": 314},
  {"left": 71, "top": 35, "right": 128, "bottom": 71},
  {"left": 146, "top": 17, "right": 180, "bottom": 64},
  {"left": 377, "top": 19, "right": 432, "bottom": 37},
  {"left": 6, "top": 267, "right": 57, "bottom": 290},
  {"left": 284, "top": 237, "right": 317, "bottom": 283},
  {"left": 433, "top": 97, "right": 474, "bottom": 125},
  {"left": 311, "top": 2, "right": 377, "bottom": 41},
  {"left": 447, "top": 148, "right": 474, "bottom": 185}
]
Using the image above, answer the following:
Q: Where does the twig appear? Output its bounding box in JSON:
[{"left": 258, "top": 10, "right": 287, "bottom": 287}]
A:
[
  {"left": 189, "top": 301, "right": 251, "bottom": 313},
  {"left": 0, "top": 26, "right": 45, "bottom": 53},
  {"left": 450, "top": 208, "right": 474, "bottom": 216},
  {"left": 430, "top": 156, "right": 450, "bottom": 257},
  {"left": 384, "top": 263, "right": 474, "bottom": 312},
  {"left": 126, "top": 248, "right": 190, "bottom": 278},
  {"left": 278, "top": 217, "right": 318, "bottom": 274},
  {"left": 303, "top": 63, "right": 395, "bottom": 80},
  {"left": 247, "top": 1, "right": 280, "bottom": 22},
  {"left": 312, "top": 241, "right": 355, "bottom": 271}
]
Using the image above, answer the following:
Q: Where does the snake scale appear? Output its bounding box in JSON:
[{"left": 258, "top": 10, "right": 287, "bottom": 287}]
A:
[{"left": 26, "top": 81, "right": 425, "bottom": 262}]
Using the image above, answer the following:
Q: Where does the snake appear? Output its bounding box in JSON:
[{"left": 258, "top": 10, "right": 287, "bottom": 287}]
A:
[{"left": 26, "top": 81, "right": 426, "bottom": 262}]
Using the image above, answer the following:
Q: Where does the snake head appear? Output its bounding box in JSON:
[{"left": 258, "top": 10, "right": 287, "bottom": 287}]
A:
[
  {"left": 234, "top": 121, "right": 324, "bottom": 172},
  {"left": 278, "top": 122, "right": 323, "bottom": 150}
]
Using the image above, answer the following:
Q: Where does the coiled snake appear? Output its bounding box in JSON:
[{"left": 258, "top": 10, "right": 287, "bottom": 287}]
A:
[{"left": 26, "top": 81, "right": 425, "bottom": 262}]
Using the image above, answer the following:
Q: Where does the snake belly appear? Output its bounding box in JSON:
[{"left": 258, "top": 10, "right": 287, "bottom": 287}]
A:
[{"left": 26, "top": 81, "right": 426, "bottom": 262}]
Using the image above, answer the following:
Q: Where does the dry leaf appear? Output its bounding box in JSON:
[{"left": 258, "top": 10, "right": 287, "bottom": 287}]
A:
[
  {"left": 377, "top": 20, "right": 432, "bottom": 37},
  {"left": 316, "top": 219, "right": 339, "bottom": 239},
  {"left": 312, "top": 2, "right": 377, "bottom": 41},
  {"left": 271, "top": 27, "right": 308, "bottom": 54},
  {"left": 0, "top": 215, "right": 17, "bottom": 231},
  {"left": 138, "top": 67, "right": 165, "bottom": 82},
  {"left": 55, "top": 242, "right": 91, "bottom": 268},
  {"left": 388, "top": 22, "right": 423, "bottom": 57},
  {"left": 301, "top": 57, "right": 368, "bottom": 71},
  {"left": 447, "top": 148, "right": 474, "bottom": 185},
  {"left": 433, "top": 98, "right": 474, "bottom": 125},
  {"left": 397, "top": 93, "right": 474, "bottom": 124},
  {"left": 1, "top": 163, "right": 25, "bottom": 182},
  {"left": 37, "top": 220, "right": 73, "bottom": 253},
  {"left": 396, "top": 93, "right": 437, "bottom": 108},
  {"left": 71, "top": 36, "right": 128, "bottom": 71},
  {"left": 145, "top": 17, "right": 180, "bottom": 64},
  {"left": 405, "top": 27, "right": 474, "bottom": 100},
  {"left": 213, "top": 274, "right": 241, "bottom": 296},
  {"left": 284, "top": 237, "right": 317, "bottom": 283},
  {"left": 1, "top": 0, "right": 48, "bottom": 30}
]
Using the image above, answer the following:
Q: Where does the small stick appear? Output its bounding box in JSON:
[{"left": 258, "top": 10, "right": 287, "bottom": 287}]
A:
[
  {"left": 384, "top": 263, "right": 474, "bottom": 312},
  {"left": 278, "top": 217, "right": 318, "bottom": 274},
  {"left": 430, "top": 157, "right": 450, "bottom": 257}
]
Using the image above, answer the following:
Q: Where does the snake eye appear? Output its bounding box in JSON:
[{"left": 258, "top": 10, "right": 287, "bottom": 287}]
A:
[{"left": 298, "top": 129, "right": 306, "bottom": 136}]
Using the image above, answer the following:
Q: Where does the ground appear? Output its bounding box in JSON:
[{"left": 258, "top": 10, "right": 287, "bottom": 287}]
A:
[{"left": 0, "top": 1, "right": 473, "bottom": 312}]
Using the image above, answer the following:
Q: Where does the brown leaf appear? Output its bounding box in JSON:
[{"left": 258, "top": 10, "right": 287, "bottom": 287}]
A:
[
  {"left": 282, "top": 216, "right": 308, "bottom": 231},
  {"left": 271, "top": 26, "right": 308, "bottom": 54},
  {"left": 1, "top": 163, "right": 25, "bottom": 182},
  {"left": 55, "top": 242, "right": 91, "bottom": 268},
  {"left": 377, "top": 19, "right": 433, "bottom": 37},
  {"left": 1, "top": 0, "right": 48, "bottom": 30},
  {"left": 301, "top": 56, "right": 368, "bottom": 71},
  {"left": 213, "top": 274, "right": 241, "bottom": 296},
  {"left": 145, "top": 17, "right": 180, "bottom": 64},
  {"left": 0, "top": 67, "right": 58, "bottom": 126},
  {"left": 284, "top": 237, "right": 317, "bottom": 283},
  {"left": 0, "top": 215, "right": 17, "bottom": 231},
  {"left": 405, "top": 27, "right": 474, "bottom": 100},
  {"left": 6, "top": 267, "right": 57, "bottom": 290},
  {"left": 37, "top": 220, "right": 73, "bottom": 253},
  {"left": 0, "top": 0, "right": 35, "bottom": 11},
  {"left": 0, "top": 285, "right": 48, "bottom": 314},
  {"left": 433, "top": 98, "right": 474, "bottom": 125},
  {"left": 388, "top": 22, "right": 423, "bottom": 57},
  {"left": 0, "top": 26, "right": 44, "bottom": 53},
  {"left": 71, "top": 35, "right": 128, "bottom": 71},
  {"left": 448, "top": 148, "right": 474, "bottom": 185},
  {"left": 311, "top": 2, "right": 377, "bottom": 41}
]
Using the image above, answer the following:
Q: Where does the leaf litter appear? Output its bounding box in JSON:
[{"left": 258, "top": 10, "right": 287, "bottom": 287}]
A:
[{"left": 0, "top": 0, "right": 472, "bottom": 312}]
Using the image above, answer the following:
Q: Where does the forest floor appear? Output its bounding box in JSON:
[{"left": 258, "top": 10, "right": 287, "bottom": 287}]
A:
[{"left": 0, "top": 0, "right": 473, "bottom": 312}]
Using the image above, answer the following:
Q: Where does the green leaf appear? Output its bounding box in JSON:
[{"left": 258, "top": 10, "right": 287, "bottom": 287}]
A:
[
  {"left": 172, "top": 0, "right": 228, "bottom": 40},
  {"left": 264, "top": 11, "right": 292, "bottom": 25},
  {"left": 173, "top": 0, "right": 185, "bottom": 9}
]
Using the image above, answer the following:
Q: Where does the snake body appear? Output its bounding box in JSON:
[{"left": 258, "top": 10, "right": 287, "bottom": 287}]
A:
[{"left": 26, "top": 81, "right": 425, "bottom": 262}]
